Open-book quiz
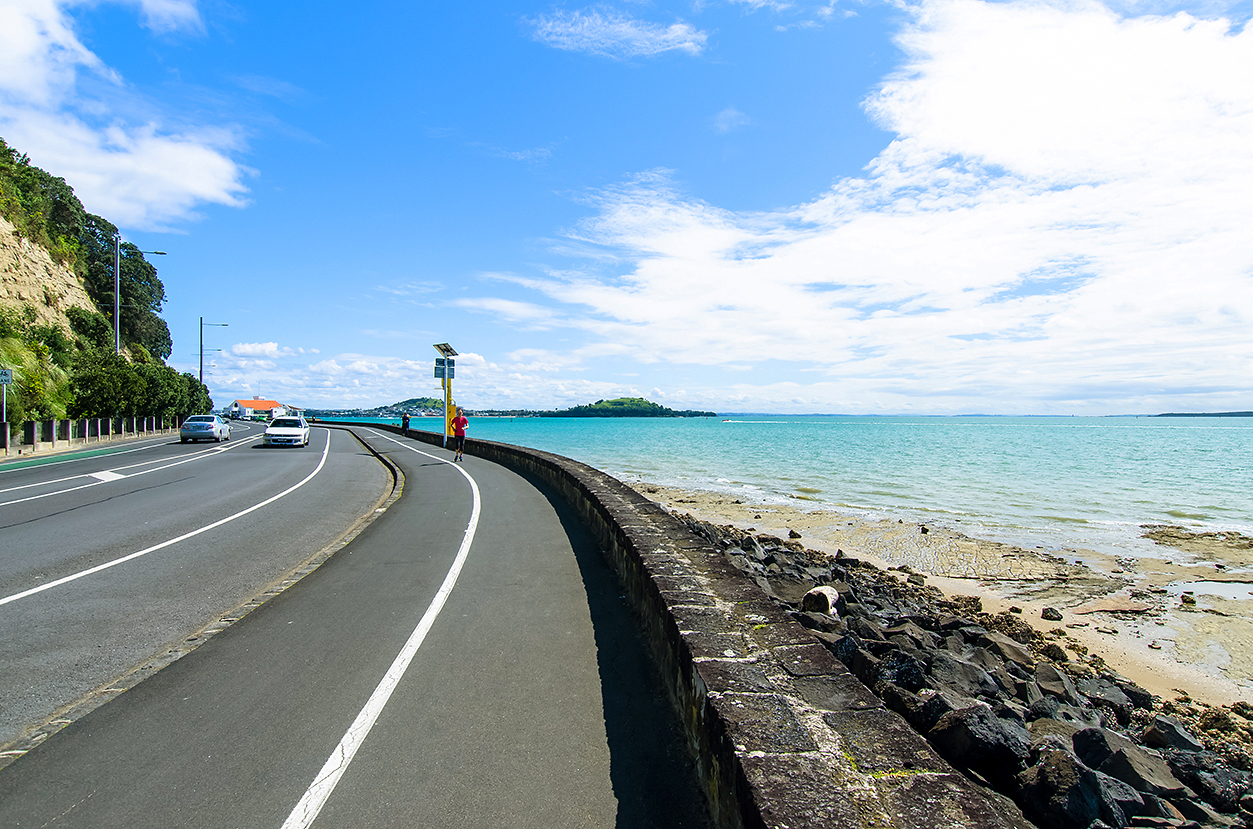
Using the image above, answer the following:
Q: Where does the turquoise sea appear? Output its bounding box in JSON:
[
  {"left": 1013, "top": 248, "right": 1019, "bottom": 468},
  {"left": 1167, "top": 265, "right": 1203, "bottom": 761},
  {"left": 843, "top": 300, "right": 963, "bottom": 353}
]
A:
[{"left": 328, "top": 416, "right": 1253, "bottom": 564}]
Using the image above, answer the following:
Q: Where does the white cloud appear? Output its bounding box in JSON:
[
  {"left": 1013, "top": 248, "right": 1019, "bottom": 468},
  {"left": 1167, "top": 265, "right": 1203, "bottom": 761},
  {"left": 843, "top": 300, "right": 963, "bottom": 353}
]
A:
[
  {"left": 713, "top": 107, "right": 752, "bottom": 133},
  {"left": 132, "top": 0, "right": 202, "bottom": 34},
  {"left": 0, "top": 0, "right": 247, "bottom": 229},
  {"left": 232, "top": 342, "right": 294, "bottom": 358},
  {"left": 527, "top": 8, "right": 709, "bottom": 58},
  {"left": 470, "top": 0, "right": 1253, "bottom": 414}
]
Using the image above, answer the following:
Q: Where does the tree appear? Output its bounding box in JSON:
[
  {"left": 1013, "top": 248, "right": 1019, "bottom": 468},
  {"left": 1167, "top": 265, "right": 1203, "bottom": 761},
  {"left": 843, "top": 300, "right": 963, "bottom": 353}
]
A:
[
  {"left": 76, "top": 215, "right": 172, "bottom": 359},
  {"left": 69, "top": 351, "right": 145, "bottom": 418},
  {"left": 66, "top": 306, "right": 113, "bottom": 352}
]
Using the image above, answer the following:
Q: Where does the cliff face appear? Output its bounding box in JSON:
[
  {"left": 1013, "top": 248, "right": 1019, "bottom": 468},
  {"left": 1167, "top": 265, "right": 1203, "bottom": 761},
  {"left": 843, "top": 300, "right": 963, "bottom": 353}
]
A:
[{"left": 0, "top": 214, "right": 97, "bottom": 333}]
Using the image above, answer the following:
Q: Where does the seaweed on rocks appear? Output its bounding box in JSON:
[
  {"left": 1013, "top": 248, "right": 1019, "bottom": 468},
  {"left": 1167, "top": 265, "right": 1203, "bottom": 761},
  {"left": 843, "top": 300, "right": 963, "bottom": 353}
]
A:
[{"left": 679, "top": 514, "right": 1253, "bottom": 829}]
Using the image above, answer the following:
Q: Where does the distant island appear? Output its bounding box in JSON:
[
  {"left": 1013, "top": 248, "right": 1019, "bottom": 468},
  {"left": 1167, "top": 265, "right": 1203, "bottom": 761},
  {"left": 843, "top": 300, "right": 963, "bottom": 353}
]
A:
[
  {"left": 1155, "top": 412, "right": 1253, "bottom": 417},
  {"left": 540, "top": 397, "right": 717, "bottom": 418},
  {"left": 305, "top": 396, "right": 716, "bottom": 419}
]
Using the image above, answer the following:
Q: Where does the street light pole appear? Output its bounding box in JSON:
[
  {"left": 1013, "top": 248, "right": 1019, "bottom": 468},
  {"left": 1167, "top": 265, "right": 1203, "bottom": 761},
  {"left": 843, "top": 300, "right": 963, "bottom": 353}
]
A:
[
  {"left": 114, "top": 236, "right": 166, "bottom": 354},
  {"left": 200, "top": 317, "right": 228, "bottom": 386}
]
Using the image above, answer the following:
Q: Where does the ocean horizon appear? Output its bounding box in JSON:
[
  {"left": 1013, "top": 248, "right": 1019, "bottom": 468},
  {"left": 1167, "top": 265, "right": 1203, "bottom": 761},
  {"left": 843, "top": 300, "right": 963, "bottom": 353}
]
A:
[{"left": 323, "top": 415, "right": 1253, "bottom": 567}]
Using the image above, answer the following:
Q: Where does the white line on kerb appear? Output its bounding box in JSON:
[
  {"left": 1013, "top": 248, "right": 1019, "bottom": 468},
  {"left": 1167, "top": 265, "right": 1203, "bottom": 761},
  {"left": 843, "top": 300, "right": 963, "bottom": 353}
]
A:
[
  {"left": 0, "top": 433, "right": 332, "bottom": 609},
  {"left": 282, "top": 434, "right": 481, "bottom": 829}
]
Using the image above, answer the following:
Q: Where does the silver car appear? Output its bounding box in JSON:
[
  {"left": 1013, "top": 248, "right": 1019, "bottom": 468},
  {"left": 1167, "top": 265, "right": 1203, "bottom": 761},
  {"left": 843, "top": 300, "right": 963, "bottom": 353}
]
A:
[{"left": 180, "top": 414, "right": 231, "bottom": 443}]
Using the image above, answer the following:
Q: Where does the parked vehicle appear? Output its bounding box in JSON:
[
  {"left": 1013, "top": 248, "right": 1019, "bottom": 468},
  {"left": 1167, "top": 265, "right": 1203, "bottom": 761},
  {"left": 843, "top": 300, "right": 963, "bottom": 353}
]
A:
[
  {"left": 263, "top": 417, "right": 310, "bottom": 447},
  {"left": 180, "top": 415, "right": 231, "bottom": 443}
]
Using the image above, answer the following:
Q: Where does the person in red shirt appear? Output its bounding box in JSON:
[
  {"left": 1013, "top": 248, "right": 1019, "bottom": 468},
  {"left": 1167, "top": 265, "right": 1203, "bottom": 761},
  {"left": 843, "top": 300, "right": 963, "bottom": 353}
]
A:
[{"left": 452, "top": 407, "right": 468, "bottom": 461}]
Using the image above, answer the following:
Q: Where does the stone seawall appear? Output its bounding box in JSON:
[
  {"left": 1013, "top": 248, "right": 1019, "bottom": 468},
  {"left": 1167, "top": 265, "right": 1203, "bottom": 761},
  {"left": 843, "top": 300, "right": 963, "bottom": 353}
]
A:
[{"left": 359, "top": 424, "right": 1032, "bottom": 829}]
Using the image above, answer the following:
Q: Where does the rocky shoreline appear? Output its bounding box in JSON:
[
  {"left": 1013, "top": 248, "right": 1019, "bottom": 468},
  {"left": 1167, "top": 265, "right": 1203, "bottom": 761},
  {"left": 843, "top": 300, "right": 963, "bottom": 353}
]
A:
[
  {"left": 678, "top": 514, "right": 1253, "bottom": 829},
  {"left": 628, "top": 481, "right": 1252, "bottom": 707}
]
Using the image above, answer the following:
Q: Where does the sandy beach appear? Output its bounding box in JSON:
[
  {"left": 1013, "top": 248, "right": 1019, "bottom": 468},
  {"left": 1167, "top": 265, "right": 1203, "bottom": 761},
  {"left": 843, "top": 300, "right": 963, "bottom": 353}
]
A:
[{"left": 626, "top": 479, "right": 1253, "bottom": 708}]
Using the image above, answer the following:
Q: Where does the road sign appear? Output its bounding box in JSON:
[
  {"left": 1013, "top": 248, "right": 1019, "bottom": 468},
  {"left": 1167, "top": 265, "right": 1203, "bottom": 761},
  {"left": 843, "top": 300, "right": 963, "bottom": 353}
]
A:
[{"left": 0, "top": 369, "right": 12, "bottom": 385}]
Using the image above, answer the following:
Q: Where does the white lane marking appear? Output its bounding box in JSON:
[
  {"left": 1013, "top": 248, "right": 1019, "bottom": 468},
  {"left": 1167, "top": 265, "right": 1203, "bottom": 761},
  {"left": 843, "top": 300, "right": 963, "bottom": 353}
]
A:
[
  {"left": 0, "top": 437, "right": 171, "bottom": 477},
  {"left": 282, "top": 434, "right": 481, "bottom": 829},
  {"left": 90, "top": 470, "right": 126, "bottom": 482},
  {"left": 0, "top": 432, "right": 332, "bottom": 609},
  {"left": 0, "top": 440, "right": 258, "bottom": 507}
]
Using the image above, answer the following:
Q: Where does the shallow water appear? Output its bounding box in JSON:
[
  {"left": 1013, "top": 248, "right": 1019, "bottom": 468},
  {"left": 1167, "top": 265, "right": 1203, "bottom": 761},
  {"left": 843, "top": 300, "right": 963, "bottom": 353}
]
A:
[{"left": 331, "top": 415, "right": 1253, "bottom": 562}]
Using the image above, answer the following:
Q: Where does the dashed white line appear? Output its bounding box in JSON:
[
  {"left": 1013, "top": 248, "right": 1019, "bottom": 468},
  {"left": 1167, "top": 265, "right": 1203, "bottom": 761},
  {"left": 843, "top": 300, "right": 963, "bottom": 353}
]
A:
[
  {"left": 0, "top": 441, "right": 252, "bottom": 506},
  {"left": 282, "top": 434, "right": 481, "bottom": 829},
  {"left": 0, "top": 433, "right": 332, "bottom": 609}
]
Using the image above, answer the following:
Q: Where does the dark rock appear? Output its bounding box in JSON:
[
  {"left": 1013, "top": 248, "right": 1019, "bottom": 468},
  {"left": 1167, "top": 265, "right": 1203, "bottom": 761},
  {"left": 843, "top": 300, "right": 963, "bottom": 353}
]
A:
[
  {"left": 829, "top": 632, "right": 863, "bottom": 666},
  {"left": 929, "top": 704, "right": 1031, "bottom": 787},
  {"left": 800, "top": 586, "right": 846, "bottom": 616},
  {"left": 916, "top": 688, "right": 983, "bottom": 732},
  {"left": 1030, "top": 718, "right": 1083, "bottom": 748},
  {"left": 1144, "top": 716, "right": 1205, "bottom": 753},
  {"left": 960, "top": 624, "right": 991, "bottom": 642},
  {"left": 929, "top": 650, "right": 1003, "bottom": 699},
  {"left": 1169, "top": 795, "right": 1236, "bottom": 827},
  {"left": 1096, "top": 744, "right": 1189, "bottom": 799},
  {"left": 1042, "top": 607, "right": 1064, "bottom": 621},
  {"left": 1030, "top": 697, "right": 1063, "bottom": 721},
  {"left": 1014, "top": 678, "right": 1046, "bottom": 707},
  {"left": 1112, "top": 677, "right": 1154, "bottom": 710},
  {"left": 1096, "top": 769, "right": 1147, "bottom": 822},
  {"left": 1138, "top": 793, "right": 1184, "bottom": 820},
  {"left": 937, "top": 614, "right": 974, "bottom": 631},
  {"left": 1164, "top": 748, "right": 1253, "bottom": 813},
  {"left": 792, "top": 610, "right": 847, "bottom": 634},
  {"left": 1074, "top": 727, "right": 1144, "bottom": 771},
  {"left": 877, "top": 650, "right": 929, "bottom": 693},
  {"left": 1079, "top": 677, "right": 1134, "bottom": 725},
  {"left": 849, "top": 648, "right": 882, "bottom": 687},
  {"left": 883, "top": 620, "right": 940, "bottom": 650},
  {"left": 875, "top": 680, "right": 925, "bottom": 725},
  {"left": 1037, "top": 662, "right": 1084, "bottom": 705},
  {"left": 1057, "top": 704, "right": 1103, "bottom": 728},
  {"left": 847, "top": 615, "right": 887, "bottom": 642},
  {"left": 967, "top": 646, "right": 1008, "bottom": 674},
  {"left": 1016, "top": 746, "right": 1129, "bottom": 829}
]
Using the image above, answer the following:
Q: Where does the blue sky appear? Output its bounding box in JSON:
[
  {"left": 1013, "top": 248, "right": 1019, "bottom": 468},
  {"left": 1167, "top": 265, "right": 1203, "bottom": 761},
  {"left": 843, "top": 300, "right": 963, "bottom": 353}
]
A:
[{"left": 2, "top": 0, "right": 1251, "bottom": 414}]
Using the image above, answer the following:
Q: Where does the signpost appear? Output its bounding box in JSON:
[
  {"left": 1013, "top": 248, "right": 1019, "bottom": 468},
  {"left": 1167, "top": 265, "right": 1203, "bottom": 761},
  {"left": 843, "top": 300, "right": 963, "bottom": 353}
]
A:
[
  {"left": 1, "top": 368, "right": 11, "bottom": 454},
  {"left": 432, "top": 344, "right": 458, "bottom": 448}
]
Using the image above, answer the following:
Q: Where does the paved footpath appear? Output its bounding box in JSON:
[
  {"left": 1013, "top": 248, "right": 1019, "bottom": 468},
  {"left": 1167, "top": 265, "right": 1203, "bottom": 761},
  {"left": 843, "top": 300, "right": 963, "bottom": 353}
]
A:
[{"left": 0, "top": 427, "right": 710, "bottom": 828}]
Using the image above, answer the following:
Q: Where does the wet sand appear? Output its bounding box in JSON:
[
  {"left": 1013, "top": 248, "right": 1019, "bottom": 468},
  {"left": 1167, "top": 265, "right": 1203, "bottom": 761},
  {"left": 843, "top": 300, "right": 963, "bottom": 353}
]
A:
[{"left": 627, "top": 479, "right": 1253, "bottom": 708}]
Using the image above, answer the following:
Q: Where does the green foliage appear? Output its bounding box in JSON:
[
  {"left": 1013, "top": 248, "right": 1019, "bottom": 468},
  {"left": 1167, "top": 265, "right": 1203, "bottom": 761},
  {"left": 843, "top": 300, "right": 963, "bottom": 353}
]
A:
[
  {"left": 68, "top": 351, "right": 213, "bottom": 418},
  {"left": 66, "top": 306, "right": 113, "bottom": 351},
  {"left": 542, "top": 397, "right": 718, "bottom": 418}
]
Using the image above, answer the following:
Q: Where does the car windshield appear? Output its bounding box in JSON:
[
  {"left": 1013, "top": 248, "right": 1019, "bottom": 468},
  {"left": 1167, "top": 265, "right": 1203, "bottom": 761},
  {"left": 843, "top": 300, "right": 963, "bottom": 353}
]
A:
[
  {"left": 271, "top": 419, "right": 302, "bottom": 428},
  {"left": 187, "top": 416, "right": 213, "bottom": 422}
]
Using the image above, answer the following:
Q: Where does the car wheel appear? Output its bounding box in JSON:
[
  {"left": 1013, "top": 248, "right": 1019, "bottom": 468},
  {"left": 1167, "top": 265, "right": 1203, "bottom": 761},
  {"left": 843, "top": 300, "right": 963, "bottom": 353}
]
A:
[{"left": 181, "top": 437, "right": 188, "bottom": 443}]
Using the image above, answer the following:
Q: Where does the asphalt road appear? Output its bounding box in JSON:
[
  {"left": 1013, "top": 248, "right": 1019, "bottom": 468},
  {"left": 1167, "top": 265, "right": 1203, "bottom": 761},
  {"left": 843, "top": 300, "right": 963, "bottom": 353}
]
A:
[
  {"left": 0, "top": 426, "right": 710, "bottom": 828},
  {"left": 0, "top": 421, "right": 391, "bottom": 748}
]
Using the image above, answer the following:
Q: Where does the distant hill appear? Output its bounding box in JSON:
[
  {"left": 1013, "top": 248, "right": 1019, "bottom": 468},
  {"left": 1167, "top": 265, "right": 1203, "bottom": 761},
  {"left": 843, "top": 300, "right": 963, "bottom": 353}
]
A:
[
  {"left": 1156, "top": 412, "right": 1253, "bottom": 417},
  {"left": 541, "top": 397, "right": 717, "bottom": 418}
]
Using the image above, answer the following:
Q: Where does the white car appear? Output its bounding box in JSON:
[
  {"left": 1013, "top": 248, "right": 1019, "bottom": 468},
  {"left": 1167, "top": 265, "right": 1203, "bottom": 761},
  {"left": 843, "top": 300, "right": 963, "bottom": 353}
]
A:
[
  {"left": 180, "top": 414, "right": 231, "bottom": 443},
  {"left": 263, "top": 416, "right": 311, "bottom": 447}
]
